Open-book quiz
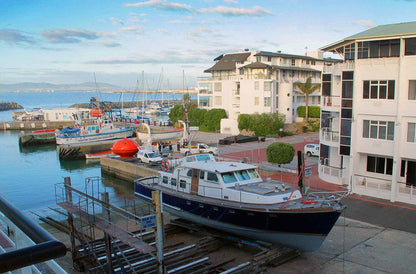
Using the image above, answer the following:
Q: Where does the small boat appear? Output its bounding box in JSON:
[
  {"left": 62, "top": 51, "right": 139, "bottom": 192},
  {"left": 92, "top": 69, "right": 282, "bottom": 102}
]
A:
[
  {"left": 55, "top": 118, "right": 133, "bottom": 145},
  {"left": 85, "top": 150, "right": 113, "bottom": 159},
  {"left": 144, "top": 102, "right": 161, "bottom": 115},
  {"left": 135, "top": 154, "right": 347, "bottom": 252},
  {"left": 32, "top": 129, "right": 56, "bottom": 134}
]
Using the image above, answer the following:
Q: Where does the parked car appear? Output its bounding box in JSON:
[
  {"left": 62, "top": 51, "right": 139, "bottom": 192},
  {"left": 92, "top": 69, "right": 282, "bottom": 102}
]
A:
[
  {"left": 137, "top": 150, "right": 163, "bottom": 164},
  {"left": 304, "top": 144, "right": 320, "bottom": 157},
  {"left": 182, "top": 143, "right": 218, "bottom": 156}
]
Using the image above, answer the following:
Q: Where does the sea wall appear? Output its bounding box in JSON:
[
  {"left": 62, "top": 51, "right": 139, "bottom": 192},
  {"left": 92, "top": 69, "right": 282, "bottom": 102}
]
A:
[{"left": 100, "top": 157, "right": 158, "bottom": 182}]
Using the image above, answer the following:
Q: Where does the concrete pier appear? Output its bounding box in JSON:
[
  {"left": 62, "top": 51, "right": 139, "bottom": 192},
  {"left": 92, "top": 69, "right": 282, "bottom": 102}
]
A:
[
  {"left": 100, "top": 157, "right": 158, "bottom": 182},
  {"left": 1, "top": 121, "right": 75, "bottom": 131}
]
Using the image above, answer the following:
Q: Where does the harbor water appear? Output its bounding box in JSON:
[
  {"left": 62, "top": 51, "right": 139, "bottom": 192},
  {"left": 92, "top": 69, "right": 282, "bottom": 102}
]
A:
[{"left": 0, "top": 91, "right": 192, "bottom": 213}]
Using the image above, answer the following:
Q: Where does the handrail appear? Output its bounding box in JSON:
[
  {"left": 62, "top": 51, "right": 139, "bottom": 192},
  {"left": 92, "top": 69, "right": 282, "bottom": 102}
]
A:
[{"left": 0, "top": 195, "right": 67, "bottom": 272}]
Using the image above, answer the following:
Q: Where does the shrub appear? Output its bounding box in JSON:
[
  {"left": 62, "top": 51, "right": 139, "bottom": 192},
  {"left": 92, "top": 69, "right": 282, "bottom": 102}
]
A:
[
  {"left": 203, "top": 108, "right": 227, "bottom": 132},
  {"left": 168, "top": 105, "right": 184, "bottom": 123},
  {"left": 266, "top": 142, "right": 295, "bottom": 165},
  {"left": 238, "top": 114, "right": 253, "bottom": 131},
  {"left": 238, "top": 113, "right": 285, "bottom": 137},
  {"left": 188, "top": 108, "right": 207, "bottom": 127},
  {"left": 297, "top": 106, "right": 321, "bottom": 118}
]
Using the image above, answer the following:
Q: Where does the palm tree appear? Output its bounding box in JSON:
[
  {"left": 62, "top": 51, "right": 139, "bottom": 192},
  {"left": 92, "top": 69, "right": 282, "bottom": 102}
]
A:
[{"left": 294, "top": 76, "right": 321, "bottom": 122}]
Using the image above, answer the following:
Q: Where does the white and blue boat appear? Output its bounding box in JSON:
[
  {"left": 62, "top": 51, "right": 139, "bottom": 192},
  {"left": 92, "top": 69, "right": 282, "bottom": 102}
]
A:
[
  {"left": 135, "top": 154, "right": 347, "bottom": 252},
  {"left": 55, "top": 118, "right": 133, "bottom": 145}
]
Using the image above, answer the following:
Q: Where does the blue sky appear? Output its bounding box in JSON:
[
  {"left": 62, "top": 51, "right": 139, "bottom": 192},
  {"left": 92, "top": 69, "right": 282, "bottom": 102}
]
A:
[{"left": 1, "top": 0, "right": 416, "bottom": 88}]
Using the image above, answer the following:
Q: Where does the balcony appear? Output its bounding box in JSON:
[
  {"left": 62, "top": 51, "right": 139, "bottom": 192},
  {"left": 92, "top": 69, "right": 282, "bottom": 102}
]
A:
[
  {"left": 0, "top": 195, "right": 67, "bottom": 273},
  {"left": 321, "top": 96, "right": 341, "bottom": 109},
  {"left": 320, "top": 128, "right": 339, "bottom": 144},
  {"left": 319, "top": 158, "right": 344, "bottom": 185}
]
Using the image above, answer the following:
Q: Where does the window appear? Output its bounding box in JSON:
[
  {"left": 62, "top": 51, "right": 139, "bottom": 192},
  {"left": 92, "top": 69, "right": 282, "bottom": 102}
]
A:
[
  {"left": 199, "top": 170, "right": 205, "bottom": 180},
  {"left": 214, "top": 82, "right": 222, "bottom": 92},
  {"left": 162, "top": 176, "right": 169, "bottom": 184},
  {"left": 369, "top": 39, "right": 400, "bottom": 58},
  {"left": 405, "top": 38, "right": 416, "bottom": 55},
  {"left": 291, "top": 58, "right": 296, "bottom": 66},
  {"left": 363, "top": 120, "right": 394, "bottom": 140},
  {"left": 357, "top": 41, "right": 369, "bottom": 59},
  {"left": 186, "top": 169, "right": 192, "bottom": 177},
  {"left": 171, "top": 178, "right": 177, "bottom": 186},
  {"left": 367, "top": 156, "right": 393, "bottom": 175},
  {"left": 239, "top": 68, "right": 244, "bottom": 75},
  {"left": 264, "top": 82, "right": 271, "bottom": 91},
  {"left": 207, "top": 172, "right": 218, "bottom": 182},
  {"left": 235, "top": 170, "right": 251, "bottom": 181},
  {"left": 254, "top": 97, "right": 259, "bottom": 105},
  {"left": 407, "top": 123, "right": 416, "bottom": 142},
  {"left": 254, "top": 81, "right": 259, "bottom": 90},
  {"left": 267, "top": 56, "right": 272, "bottom": 62},
  {"left": 214, "top": 96, "right": 222, "bottom": 105},
  {"left": 363, "top": 80, "right": 395, "bottom": 99},
  {"left": 344, "top": 44, "right": 355, "bottom": 60},
  {"left": 179, "top": 180, "right": 186, "bottom": 188},
  {"left": 264, "top": 97, "right": 271, "bottom": 107},
  {"left": 247, "top": 169, "right": 260, "bottom": 179},
  {"left": 222, "top": 172, "right": 237, "bottom": 183},
  {"left": 322, "top": 74, "right": 332, "bottom": 97},
  {"left": 409, "top": 80, "right": 416, "bottom": 100},
  {"left": 256, "top": 56, "right": 261, "bottom": 62}
]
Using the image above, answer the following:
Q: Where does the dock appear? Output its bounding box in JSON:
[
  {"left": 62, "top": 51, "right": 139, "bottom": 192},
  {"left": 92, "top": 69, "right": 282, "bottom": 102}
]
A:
[
  {"left": 1, "top": 120, "right": 75, "bottom": 131},
  {"left": 100, "top": 157, "right": 158, "bottom": 182}
]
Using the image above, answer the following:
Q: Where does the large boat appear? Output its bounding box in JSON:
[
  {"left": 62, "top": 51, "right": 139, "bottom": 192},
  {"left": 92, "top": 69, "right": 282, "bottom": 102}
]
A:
[
  {"left": 55, "top": 119, "right": 133, "bottom": 145},
  {"left": 135, "top": 154, "right": 347, "bottom": 252}
]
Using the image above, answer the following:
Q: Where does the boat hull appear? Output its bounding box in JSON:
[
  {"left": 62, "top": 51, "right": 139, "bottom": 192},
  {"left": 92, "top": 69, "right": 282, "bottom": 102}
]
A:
[
  {"left": 135, "top": 183, "right": 342, "bottom": 252},
  {"left": 56, "top": 129, "right": 132, "bottom": 145}
]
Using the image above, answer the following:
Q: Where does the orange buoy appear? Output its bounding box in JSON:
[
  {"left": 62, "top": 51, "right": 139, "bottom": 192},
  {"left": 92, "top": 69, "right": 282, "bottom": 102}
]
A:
[{"left": 111, "top": 138, "right": 139, "bottom": 158}]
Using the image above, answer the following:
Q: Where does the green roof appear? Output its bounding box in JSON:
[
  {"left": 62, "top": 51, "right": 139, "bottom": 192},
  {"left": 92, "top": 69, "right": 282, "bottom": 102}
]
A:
[{"left": 321, "top": 21, "right": 416, "bottom": 51}]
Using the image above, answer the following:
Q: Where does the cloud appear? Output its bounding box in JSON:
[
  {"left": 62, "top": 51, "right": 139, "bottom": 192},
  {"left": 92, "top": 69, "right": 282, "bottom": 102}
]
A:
[
  {"left": 101, "top": 41, "right": 122, "bottom": 47},
  {"left": 224, "top": 0, "right": 238, "bottom": 3},
  {"left": 188, "top": 27, "right": 224, "bottom": 38},
  {"left": 198, "top": 5, "right": 272, "bottom": 16},
  {"left": 0, "top": 29, "right": 35, "bottom": 45},
  {"left": 86, "top": 53, "right": 206, "bottom": 65},
  {"left": 42, "top": 29, "right": 107, "bottom": 43},
  {"left": 110, "top": 17, "right": 124, "bottom": 25},
  {"left": 167, "top": 19, "right": 194, "bottom": 24},
  {"left": 125, "top": 0, "right": 193, "bottom": 12},
  {"left": 349, "top": 19, "right": 376, "bottom": 28},
  {"left": 118, "top": 26, "right": 144, "bottom": 35}
]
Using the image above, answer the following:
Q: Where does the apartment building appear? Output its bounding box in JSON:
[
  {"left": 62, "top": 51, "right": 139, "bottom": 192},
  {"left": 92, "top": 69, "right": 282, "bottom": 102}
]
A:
[
  {"left": 197, "top": 50, "right": 324, "bottom": 134},
  {"left": 319, "top": 21, "right": 416, "bottom": 204}
]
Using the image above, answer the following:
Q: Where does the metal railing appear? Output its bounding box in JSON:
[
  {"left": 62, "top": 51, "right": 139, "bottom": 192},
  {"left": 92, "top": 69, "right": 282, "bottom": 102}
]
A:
[
  {"left": 322, "top": 95, "right": 341, "bottom": 108},
  {"left": 320, "top": 129, "right": 340, "bottom": 143},
  {"left": 319, "top": 158, "right": 343, "bottom": 178},
  {"left": 0, "top": 195, "right": 67, "bottom": 272}
]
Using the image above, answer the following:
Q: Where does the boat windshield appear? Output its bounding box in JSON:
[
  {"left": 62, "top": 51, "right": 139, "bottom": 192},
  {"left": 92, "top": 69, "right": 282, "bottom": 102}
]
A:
[
  {"left": 222, "top": 172, "right": 237, "bottom": 184},
  {"left": 247, "top": 169, "right": 260, "bottom": 179},
  {"left": 148, "top": 152, "right": 159, "bottom": 158},
  {"left": 235, "top": 170, "right": 251, "bottom": 181}
]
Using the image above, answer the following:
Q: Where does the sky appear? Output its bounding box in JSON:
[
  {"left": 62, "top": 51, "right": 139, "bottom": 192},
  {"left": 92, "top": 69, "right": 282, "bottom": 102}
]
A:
[{"left": 1, "top": 0, "right": 416, "bottom": 89}]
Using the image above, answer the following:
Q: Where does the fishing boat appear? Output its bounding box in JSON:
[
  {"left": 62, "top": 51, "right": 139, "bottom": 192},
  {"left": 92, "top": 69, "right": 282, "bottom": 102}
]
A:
[
  {"left": 135, "top": 154, "right": 347, "bottom": 252},
  {"left": 85, "top": 150, "right": 113, "bottom": 159},
  {"left": 55, "top": 118, "right": 133, "bottom": 145},
  {"left": 19, "top": 128, "right": 57, "bottom": 146}
]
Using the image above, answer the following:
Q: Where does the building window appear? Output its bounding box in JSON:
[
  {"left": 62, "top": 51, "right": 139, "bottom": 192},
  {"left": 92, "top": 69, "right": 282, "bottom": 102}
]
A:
[
  {"left": 256, "top": 56, "right": 261, "bottom": 62},
  {"left": 254, "top": 81, "right": 259, "bottom": 90},
  {"left": 366, "top": 156, "right": 393, "bottom": 175},
  {"left": 344, "top": 43, "right": 355, "bottom": 60},
  {"left": 214, "top": 96, "right": 222, "bottom": 105},
  {"left": 311, "top": 60, "right": 316, "bottom": 65},
  {"left": 291, "top": 58, "right": 295, "bottom": 66},
  {"left": 267, "top": 56, "right": 272, "bottom": 62},
  {"left": 409, "top": 80, "right": 416, "bottom": 100},
  {"left": 264, "top": 82, "right": 271, "bottom": 91},
  {"left": 357, "top": 42, "right": 369, "bottom": 59},
  {"left": 363, "top": 120, "right": 394, "bottom": 140},
  {"left": 405, "top": 38, "right": 416, "bottom": 55},
  {"left": 407, "top": 123, "right": 416, "bottom": 142},
  {"left": 264, "top": 97, "right": 271, "bottom": 107},
  {"left": 239, "top": 68, "right": 244, "bottom": 75},
  {"left": 254, "top": 97, "right": 259, "bottom": 105},
  {"left": 363, "top": 80, "right": 395, "bottom": 99},
  {"left": 214, "top": 82, "right": 222, "bottom": 92},
  {"left": 322, "top": 74, "right": 332, "bottom": 96}
]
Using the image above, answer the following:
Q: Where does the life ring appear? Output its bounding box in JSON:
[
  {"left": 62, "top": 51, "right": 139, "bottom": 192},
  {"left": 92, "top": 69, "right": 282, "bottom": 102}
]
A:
[
  {"left": 96, "top": 129, "right": 99, "bottom": 133},
  {"left": 161, "top": 159, "right": 169, "bottom": 171},
  {"left": 301, "top": 198, "right": 318, "bottom": 205}
]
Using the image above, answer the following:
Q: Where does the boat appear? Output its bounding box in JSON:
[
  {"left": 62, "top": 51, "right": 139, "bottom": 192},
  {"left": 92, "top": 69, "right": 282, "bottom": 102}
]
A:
[
  {"left": 144, "top": 102, "right": 161, "bottom": 115},
  {"left": 134, "top": 154, "right": 347, "bottom": 252},
  {"left": 19, "top": 128, "right": 57, "bottom": 146},
  {"left": 85, "top": 150, "right": 113, "bottom": 159},
  {"left": 55, "top": 118, "right": 133, "bottom": 145}
]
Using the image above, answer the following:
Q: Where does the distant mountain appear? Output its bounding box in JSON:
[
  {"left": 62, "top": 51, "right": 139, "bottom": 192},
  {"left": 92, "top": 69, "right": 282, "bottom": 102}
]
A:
[{"left": 0, "top": 82, "right": 122, "bottom": 93}]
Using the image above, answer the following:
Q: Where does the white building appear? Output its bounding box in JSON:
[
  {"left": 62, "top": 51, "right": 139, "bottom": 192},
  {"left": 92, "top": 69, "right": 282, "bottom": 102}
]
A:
[
  {"left": 43, "top": 107, "right": 90, "bottom": 121},
  {"left": 197, "top": 50, "right": 324, "bottom": 134},
  {"left": 319, "top": 21, "right": 416, "bottom": 204}
]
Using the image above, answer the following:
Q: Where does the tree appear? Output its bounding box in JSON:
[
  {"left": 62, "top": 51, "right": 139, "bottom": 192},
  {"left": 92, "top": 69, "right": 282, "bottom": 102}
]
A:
[
  {"left": 203, "top": 109, "right": 227, "bottom": 132},
  {"left": 294, "top": 76, "right": 321, "bottom": 122},
  {"left": 168, "top": 105, "right": 185, "bottom": 123},
  {"left": 266, "top": 142, "right": 295, "bottom": 165}
]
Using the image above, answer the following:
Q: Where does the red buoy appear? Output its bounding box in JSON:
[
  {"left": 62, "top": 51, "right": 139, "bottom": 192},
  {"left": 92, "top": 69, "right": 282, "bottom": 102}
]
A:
[{"left": 111, "top": 138, "right": 138, "bottom": 158}]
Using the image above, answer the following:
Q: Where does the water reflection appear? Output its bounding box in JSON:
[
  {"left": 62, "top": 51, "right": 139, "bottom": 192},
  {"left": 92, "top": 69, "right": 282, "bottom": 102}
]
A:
[
  {"left": 59, "top": 159, "right": 100, "bottom": 171},
  {"left": 19, "top": 143, "right": 56, "bottom": 154}
]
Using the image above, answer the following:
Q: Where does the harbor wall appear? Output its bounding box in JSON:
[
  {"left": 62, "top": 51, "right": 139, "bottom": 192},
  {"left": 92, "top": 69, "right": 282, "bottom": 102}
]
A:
[
  {"left": 1, "top": 121, "right": 75, "bottom": 131},
  {"left": 100, "top": 157, "right": 158, "bottom": 182}
]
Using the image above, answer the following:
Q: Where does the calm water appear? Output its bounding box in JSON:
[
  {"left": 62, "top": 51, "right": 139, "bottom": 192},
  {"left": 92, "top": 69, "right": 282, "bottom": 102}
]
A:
[{"left": 0, "top": 91, "right": 189, "bottom": 212}]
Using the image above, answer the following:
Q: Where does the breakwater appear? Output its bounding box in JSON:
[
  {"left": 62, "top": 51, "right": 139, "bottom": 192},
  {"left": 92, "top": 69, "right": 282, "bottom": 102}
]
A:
[
  {"left": 0, "top": 102, "right": 23, "bottom": 111},
  {"left": 1, "top": 120, "right": 75, "bottom": 130}
]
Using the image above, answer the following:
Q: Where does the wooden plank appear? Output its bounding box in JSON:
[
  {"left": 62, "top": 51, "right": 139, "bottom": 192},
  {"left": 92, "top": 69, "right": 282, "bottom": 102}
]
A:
[{"left": 58, "top": 201, "right": 155, "bottom": 254}]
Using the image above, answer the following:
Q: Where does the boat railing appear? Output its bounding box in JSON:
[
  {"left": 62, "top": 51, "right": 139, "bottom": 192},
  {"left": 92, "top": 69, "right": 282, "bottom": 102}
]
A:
[{"left": 305, "top": 190, "right": 350, "bottom": 205}]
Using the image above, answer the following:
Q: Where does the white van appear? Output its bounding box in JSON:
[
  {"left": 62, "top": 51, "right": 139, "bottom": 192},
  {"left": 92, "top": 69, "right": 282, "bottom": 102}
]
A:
[{"left": 304, "top": 144, "right": 320, "bottom": 157}]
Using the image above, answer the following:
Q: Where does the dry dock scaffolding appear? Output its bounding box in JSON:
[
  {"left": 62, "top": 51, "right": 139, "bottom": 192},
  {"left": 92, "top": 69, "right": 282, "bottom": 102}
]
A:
[{"left": 54, "top": 177, "right": 299, "bottom": 273}]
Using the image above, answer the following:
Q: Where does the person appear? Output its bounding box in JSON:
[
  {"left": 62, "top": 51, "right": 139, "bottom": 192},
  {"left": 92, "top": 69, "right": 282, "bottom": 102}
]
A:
[
  {"left": 176, "top": 142, "right": 180, "bottom": 152},
  {"left": 158, "top": 142, "right": 162, "bottom": 153},
  {"left": 169, "top": 141, "right": 172, "bottom": 152}
]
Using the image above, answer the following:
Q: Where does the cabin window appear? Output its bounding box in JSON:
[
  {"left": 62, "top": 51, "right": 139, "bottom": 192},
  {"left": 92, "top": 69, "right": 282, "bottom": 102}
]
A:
[
  {"left": 179, "top": 180, "right": 186, "bottom": 189},
  {"left": 247, "top": 169, "right": 260, "bottom": 179},
  {"left": 199, "top": 171, "right": 205, "bottom": 180},
  {"left": 186, "top": 169, "right": 192, "bottom": 177},
  {"left": 171, "top": 178, "right": 177, "bottom": 186},
  {"left": 235, "top": 170, "right": 251, "bottom": 181},
  {"left": 207, "top": 172, "right": 218, "bottom": 182},
  {"left": 162, "top": 176, "right": 168, "bottom": 184},
  {"left": 222, "top": 172, "right": 237, "bottom": 184}
]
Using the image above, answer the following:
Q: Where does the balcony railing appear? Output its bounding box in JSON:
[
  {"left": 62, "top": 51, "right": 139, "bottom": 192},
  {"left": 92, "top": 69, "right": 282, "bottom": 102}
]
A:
[
  {"left": 319, "top": 158, "right": 343, "bottom": 178},
  {"left": 322, "top": 96, "right": 341, "bottom": 108},
  {"left": 0, "top": 195, "right": 67, "bottom": 273},
  {"left": 320, "top": 128, "right": 340, "bottom": 143}
]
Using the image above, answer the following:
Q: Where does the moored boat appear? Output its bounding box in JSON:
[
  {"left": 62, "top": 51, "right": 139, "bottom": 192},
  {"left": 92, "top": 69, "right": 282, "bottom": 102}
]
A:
[
  {"left": 135, "top": 154, "right": 347, "bottom": 252},
  {"left": 55, "top": 119, "right": 133, "bottom": 145},
  {"left": 85, "top": 150, "right": 114, "bottom": 159}
]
